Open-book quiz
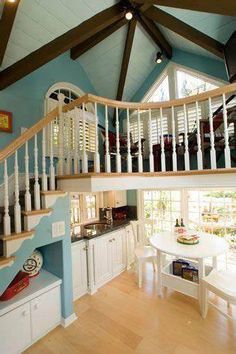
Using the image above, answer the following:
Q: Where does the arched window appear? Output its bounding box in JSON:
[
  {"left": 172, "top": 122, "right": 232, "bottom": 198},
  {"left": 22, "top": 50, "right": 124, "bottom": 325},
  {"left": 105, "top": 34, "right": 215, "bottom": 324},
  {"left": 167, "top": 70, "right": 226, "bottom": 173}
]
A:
[{"left": 45, "top": 82, "right": 95, "bottom": 157}]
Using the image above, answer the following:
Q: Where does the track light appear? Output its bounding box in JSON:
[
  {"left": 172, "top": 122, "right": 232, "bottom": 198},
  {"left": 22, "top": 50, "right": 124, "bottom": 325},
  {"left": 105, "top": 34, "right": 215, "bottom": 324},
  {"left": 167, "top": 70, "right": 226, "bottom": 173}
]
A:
[
  {"left": 155, "top": 52, "right": 163, "bottom": 64},
  {"left": 125, "top": 11, "right": 133, "bottom": 20},
  {"left": 7, "top": 0, "right": 16, "bottom": 2}
]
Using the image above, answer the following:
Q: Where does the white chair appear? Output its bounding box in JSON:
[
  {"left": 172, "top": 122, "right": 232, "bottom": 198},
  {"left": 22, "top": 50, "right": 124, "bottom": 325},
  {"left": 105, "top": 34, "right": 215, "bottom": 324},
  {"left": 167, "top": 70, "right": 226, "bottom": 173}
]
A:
[
  {"left": 126, "top": 221, "right": 157, "bottom": 288},
  {"left": 201, "top": 269, "right": 236, "bottom": 319}
]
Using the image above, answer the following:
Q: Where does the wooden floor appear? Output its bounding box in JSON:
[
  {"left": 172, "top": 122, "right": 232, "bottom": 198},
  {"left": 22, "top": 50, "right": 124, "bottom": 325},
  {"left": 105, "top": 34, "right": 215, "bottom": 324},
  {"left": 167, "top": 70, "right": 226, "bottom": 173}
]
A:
[{"left": 25, "top": 265, "right": 236, "bottom": 354}]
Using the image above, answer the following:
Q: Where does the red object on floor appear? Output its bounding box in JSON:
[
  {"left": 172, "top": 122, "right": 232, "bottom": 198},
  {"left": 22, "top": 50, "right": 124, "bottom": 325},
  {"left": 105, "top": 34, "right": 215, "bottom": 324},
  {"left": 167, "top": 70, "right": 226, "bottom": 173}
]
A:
[{"left": 0, "top": 271, "right": 29, "bottom": 301}]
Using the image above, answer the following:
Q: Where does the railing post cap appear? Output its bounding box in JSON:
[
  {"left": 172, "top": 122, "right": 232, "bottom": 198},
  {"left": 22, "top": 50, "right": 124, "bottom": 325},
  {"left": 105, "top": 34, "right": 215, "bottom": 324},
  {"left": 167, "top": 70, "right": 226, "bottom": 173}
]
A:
[{"left": 58, "top": 93, "right": 65, "bottom": 102}]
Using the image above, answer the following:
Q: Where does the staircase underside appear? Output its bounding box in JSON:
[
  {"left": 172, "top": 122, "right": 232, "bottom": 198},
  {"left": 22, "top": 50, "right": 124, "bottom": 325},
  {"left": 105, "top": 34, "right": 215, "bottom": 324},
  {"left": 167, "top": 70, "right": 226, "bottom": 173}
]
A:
[{"left": 57, "top": 168, "right": 236, "bottom": 192}]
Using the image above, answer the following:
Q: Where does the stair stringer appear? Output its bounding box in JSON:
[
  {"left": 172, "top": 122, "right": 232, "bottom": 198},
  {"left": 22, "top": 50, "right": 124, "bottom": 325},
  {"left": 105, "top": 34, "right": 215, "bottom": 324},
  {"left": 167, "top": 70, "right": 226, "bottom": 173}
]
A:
[{"left": 0, "top": 194, "right": 71, "bottom": 296}]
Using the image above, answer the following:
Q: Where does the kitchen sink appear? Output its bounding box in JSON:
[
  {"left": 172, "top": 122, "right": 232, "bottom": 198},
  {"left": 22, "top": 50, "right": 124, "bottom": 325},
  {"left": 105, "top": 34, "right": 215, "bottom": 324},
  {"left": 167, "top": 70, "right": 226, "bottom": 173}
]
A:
[{"left": 84, "top": 222, "right": 111, "bottom": 232}]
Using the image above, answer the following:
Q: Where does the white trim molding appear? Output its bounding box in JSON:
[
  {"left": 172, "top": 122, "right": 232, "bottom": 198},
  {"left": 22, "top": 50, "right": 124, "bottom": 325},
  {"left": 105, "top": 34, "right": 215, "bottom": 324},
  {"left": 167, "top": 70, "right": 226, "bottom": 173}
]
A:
[{"left": 61, "top": 313, "right": 77, "bottom": 328}]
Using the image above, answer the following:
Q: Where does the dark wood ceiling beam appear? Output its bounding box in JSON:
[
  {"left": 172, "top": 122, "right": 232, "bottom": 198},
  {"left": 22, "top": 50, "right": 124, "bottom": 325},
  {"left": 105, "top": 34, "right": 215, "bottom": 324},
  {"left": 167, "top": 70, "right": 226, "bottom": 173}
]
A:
[
  {"left": 116, "top": 19, "right": 137, "bottom": 101},
  {"left": 134, "top": 0, "right": 236, "bottom": 16},
  {"left": 71, "top": 17, "right": 127, "bottom": 60},
  {"left": 138, "top": 14, "right": 172, "bottom": 58},
  {"left": 0, "top": 3, "right": 125, "bottom": 90},
  {"left": 0, "top": 0, "right": 21, "bottom": 66},
  {"left": 144, "top": 6, "right": 225, "bottom": 58}
]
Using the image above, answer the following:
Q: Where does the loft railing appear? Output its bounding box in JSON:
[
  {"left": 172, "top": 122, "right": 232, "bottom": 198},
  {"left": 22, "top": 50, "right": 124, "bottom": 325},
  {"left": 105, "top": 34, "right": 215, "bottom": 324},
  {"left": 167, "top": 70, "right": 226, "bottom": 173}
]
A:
[{"left": 0, "top": 84, "right": 236, "bottom": 236}]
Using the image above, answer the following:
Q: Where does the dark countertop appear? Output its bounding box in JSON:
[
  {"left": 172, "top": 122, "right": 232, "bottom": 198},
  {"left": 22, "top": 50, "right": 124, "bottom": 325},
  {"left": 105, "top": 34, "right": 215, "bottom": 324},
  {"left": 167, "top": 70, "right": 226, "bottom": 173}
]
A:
[{"left": 71, "top": 219, "right": 133, "bottom": 243}]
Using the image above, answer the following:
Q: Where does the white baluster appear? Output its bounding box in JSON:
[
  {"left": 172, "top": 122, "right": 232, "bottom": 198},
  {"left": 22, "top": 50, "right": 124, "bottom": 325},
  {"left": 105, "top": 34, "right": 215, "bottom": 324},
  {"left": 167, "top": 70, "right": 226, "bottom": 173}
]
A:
[
  {"left": 57, "top": 93, "right": 65, "bottom": 175},
  {"left": 208, "top": 97, "right": 216, "bottom": 169},
  {"left": 183, "top": 104, "right": 190, "bottom": 171},
  {"left": 126, "top": 108, "right": 132, "bottom": 173},
  {"left": 105, "top": 105, "right": 111, "bottom": 173},
  {"left": 195, "top": 101, "right": 203, "bottom": 170},
  {"left": 3, "top": 159, "right": 11, "bottom": 236},
  {"left": 82, "top": 103, "right": 88, "bottom": 173},
  {"left": 66, "top": 113, "right": 71, "bottom": 175},
  {"left": 148, "top": 109, "right": 154, "bottom": 172},
  {"left": 94, "top": 102, "right": 100, "bottom": 173},
  {"left": 160, "top": 107, "right": 166, "bottom": 171},
  {"left": 115, "top": 107, "right": 121, "bottom": 173},
  {"left": 41, "top": 127, "right": 47, "bottom": 191},
  {"left": 73, "top": 108, "right": 79, "bottom": 174},
  {"left": 24, "top": 141, "right": 32, "bottom": 212},
  {"left": 171, "top": 106, "right": 177, "bottom": 171},
  {"left": 14, "top": 151, "right": 21, "bottom": 233},
  {"left": 34, "top": 134, "right": 41, "bottom": 210},
  {"left": 137, "top": 109, "right": 143, "bottom": 172},
  {"left": 49, "top": 121, "right": 55, "bottom": 190},
  {"left": 222, "top": 93, "right": 231, "bottom": 168}
]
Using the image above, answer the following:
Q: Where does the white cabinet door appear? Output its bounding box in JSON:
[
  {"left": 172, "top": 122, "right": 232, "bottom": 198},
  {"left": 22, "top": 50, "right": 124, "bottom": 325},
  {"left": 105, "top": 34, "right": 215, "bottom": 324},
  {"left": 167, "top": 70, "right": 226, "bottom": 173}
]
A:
[
  {"left": 126, "top": 224, "right": 135, "bottom": 269},
  {"left": 112, "top": 230, "right": 126, "bottom": 275},
  {"left": 31, "top": 286, "right": 61, "bottom": 342},
  {"left": 93, "top": 234, "right": 113, "bottom": 288},
  {"left": 0, "top": 303, "right": 31, "bottom": 354},
  {"left": 114, "top": 191, "right": 127, "bottom": 208},
  {"left": 72, "top": 241, "right": 88, "bottom": 300}
]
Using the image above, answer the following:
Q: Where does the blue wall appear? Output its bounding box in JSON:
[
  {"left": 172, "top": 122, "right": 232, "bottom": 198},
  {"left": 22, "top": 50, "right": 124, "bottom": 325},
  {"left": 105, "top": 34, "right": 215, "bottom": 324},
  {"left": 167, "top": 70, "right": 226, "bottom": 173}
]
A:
[
  {"left": 131, "top": 48, "right": 228, "bottom": 102},
  {"left": 0, "top": 195, "right": 74, "bottom": 320},
  {"left": 0, "top": 51, "right": 99, "bottom": 151}
]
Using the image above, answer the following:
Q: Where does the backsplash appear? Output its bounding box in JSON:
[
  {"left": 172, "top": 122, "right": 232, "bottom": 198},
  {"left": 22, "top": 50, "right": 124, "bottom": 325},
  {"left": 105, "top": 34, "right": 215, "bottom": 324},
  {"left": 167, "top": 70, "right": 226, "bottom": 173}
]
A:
[{"left": 99, "top": 206, "right": 137, "bottom": 221}]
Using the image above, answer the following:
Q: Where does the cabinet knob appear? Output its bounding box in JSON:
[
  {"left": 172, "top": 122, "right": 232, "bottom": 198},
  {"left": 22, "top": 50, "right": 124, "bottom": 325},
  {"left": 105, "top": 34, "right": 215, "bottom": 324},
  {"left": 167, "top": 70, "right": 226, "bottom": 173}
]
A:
[
  {"left": 109, "top": 239, "right": 112, "bottom": 243},
  {"left": 34, "top": 303, "right": 40, "bottom": 310},
  {"left": 112, "top": 238, "right": 115, "bottom": 241},
  {"left": 22, "top": 310, "right": 29, "bottom": 317},
  {"left": 83, "top": 246, "right": 87, "bottom": 251}
]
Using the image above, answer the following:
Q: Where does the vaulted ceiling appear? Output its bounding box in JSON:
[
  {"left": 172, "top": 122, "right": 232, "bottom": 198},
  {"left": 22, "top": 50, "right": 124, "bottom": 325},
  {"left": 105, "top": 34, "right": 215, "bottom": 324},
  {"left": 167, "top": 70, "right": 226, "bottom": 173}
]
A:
[{"left": 0, "top": 0, "right": 235, "bottom": 101}]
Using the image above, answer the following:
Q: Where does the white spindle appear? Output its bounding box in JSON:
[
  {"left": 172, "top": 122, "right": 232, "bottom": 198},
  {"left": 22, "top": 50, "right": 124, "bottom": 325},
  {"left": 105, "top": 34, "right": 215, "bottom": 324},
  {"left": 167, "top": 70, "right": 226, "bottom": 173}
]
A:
[
  {"left": 94, "top": 102, "right": 100, "bottom": 173},
  {"left": 115, "top": 107, "right": 121, "bottom": 173},
  {"left": 160, "top": 107, "right": 166, "bottom": 172},
  {"left": 171, "top": 106, "right": 177, "bottom": 171},
  {"left": 183, "top": 104, "right": 190, "bottom": 171},
  {"left": 222, "top": 93, "right": 231, "bottom": 168},
  {"left": 126, "top": 108, "right": 132, "bottom": 173},
  {"left": 195, "top": 101, "right": 203, "bottom": 170},
  {"left": 57, "top": 93, "right": 65, "bottom": 175},
  {"left": 137, "top": 109, "right": 143, "bottom": 172},
  {"left": 105, "top": 105, "right": 111, "bottom": 173},
  {"left": 34, "top": 134, "right": 41, "bottom": 210},
  {"left": 73, "top": 108, "right": 79, "bottom": 174},
  {"left": 14, "top": 151, "right": 21, "bottom": 233},
  {"left": 49, "top": 121, "right": 55, "bottom": 190},
  {"left": 82, "top": 103, "right": 88, "bottom": 173},
  {"left": 41, "top": 127, "right": 47, "bottom": 191},
  {"left": 208, "top": 97, "right": 216, "bottom": 169},
  {"left": 148, "top": 109, "right": 154, "bottom": 172},
  {"left": 3, "top": 159, "right": 11, "bottom": 236},
  {"left": 66, "top": 113, "right": 71, "bottom": 175},
  {"left": 24, "top": 141, "right": 31, "bottom": 212}
]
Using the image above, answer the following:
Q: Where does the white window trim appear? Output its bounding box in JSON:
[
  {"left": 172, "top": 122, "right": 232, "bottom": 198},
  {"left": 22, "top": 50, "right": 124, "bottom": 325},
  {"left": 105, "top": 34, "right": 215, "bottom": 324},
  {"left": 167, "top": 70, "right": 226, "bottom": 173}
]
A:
[{"left": 70, "top": 192, "right": 100, "bottom": 227}]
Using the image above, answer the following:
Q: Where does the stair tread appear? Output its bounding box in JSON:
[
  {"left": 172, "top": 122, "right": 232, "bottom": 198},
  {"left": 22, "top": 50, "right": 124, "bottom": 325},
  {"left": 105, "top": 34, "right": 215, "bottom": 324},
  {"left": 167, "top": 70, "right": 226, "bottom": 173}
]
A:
[
  {"left": 22, "top": 208, "right": 53, "bottom": 216},
  {"left": 0, "top": 230, "right": 35, "bottom": 241},
  {"left": 0, "top": 256, "right": 16, "bottom": 266}
]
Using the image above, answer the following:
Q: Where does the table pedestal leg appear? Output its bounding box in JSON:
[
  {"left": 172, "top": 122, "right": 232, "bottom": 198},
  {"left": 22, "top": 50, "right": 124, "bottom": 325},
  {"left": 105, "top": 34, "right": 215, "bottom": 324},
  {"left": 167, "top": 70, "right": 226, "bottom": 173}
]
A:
[
  {"left": 157, "top": 249, "right": 163, "bottom": 296},
  {"left": 198, "top": 258, "right": 205, "bottom": 316}
]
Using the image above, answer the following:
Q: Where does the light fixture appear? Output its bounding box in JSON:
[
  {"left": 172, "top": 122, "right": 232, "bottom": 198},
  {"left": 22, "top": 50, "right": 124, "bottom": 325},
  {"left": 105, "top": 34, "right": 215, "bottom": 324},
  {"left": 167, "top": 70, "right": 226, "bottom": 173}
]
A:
[
  {"left": 155, "top": 52, "right": 163, "bottom": 64},
  {"left": 125, "top": 11, "right": 133, "bottom": 20},
  {"left": 7, "top": 0, "right": 16, "bottom": 2}
]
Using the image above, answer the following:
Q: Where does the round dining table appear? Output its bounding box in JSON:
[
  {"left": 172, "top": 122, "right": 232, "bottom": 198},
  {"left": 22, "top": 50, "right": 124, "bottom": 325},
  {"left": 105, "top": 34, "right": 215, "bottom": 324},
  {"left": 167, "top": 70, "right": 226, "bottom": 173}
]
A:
[{"left": 150, "top": 231, "right": 229, "bottom": 313}]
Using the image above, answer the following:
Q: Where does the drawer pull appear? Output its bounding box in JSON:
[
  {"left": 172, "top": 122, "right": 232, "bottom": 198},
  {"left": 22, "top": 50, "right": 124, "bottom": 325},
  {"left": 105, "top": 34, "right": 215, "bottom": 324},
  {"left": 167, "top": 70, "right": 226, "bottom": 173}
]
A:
[
  {"left": 109, "top": 239, "right": 112, "bottom": 243},
  {"left": 22, "top": 310, "right": 29, "bottom": 317},
  {"left": 34, "top": 303, "right": 40, "bottom": 310},
  {"left": 112, "top": 238, "right": 115, "bottom": 241}
]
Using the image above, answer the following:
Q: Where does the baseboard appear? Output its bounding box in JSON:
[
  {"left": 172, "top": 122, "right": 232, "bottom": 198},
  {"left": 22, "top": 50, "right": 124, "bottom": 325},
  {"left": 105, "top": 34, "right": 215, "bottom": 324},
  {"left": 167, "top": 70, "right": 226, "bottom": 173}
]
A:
[{"left": 61, "top": 312, "right": 77, "bottom": 328}]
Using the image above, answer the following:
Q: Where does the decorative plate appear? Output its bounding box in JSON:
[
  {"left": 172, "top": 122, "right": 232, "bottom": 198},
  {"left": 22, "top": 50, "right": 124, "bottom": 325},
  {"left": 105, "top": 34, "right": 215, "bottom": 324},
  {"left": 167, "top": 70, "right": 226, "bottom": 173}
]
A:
[{"left": 22, "top": 250, "right": 43, "bottom": 277}]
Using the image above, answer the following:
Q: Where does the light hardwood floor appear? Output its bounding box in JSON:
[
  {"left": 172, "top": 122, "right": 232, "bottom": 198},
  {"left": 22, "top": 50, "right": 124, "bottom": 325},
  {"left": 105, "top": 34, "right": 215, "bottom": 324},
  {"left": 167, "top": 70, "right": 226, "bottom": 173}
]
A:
[{"left": 25, "top": 265, "right": 236, "bottom": 354}]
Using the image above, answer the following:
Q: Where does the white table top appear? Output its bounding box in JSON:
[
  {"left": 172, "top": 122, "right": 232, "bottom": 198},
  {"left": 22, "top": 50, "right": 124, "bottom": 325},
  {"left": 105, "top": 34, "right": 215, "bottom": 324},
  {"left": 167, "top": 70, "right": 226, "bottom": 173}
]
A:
[{"left": 150, "top": 231, "right": 229, "bottom": 259}]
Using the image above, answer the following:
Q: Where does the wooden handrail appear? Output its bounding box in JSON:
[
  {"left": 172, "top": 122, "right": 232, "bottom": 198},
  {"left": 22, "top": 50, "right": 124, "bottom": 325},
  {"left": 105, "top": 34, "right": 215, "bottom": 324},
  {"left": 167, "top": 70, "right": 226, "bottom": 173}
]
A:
[
  {"left": 0, "top": 108, "right": 58, "bottom": 162},
  {"left": 0, "top": 83, "right": 235, "bottom": 163}
]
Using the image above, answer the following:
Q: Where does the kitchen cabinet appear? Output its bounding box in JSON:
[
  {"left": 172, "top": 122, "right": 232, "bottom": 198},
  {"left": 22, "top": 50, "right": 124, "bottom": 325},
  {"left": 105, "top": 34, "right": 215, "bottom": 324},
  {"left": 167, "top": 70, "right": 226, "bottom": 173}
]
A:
[
  {"left": 104, "top": 190, "right": 127, "bottom": 208},
  {"left": 87, "top": 228, "right": 127, "bottom": 293},
  {"left": 72, "top": 241, "right": 88, "bottom": 300},
  {"left": 0, "top": 270, "right": 61, "bottom": 354}
]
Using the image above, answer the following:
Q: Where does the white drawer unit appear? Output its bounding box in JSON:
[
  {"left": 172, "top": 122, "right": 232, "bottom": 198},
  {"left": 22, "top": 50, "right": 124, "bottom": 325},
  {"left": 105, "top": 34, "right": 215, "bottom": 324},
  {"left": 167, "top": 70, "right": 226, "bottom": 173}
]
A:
[
  {"left": 0, "top": 270, "right": 62, "bottom": 354},
  {"left": 0, "top": 302, "right": 31, "bottom": 354}
]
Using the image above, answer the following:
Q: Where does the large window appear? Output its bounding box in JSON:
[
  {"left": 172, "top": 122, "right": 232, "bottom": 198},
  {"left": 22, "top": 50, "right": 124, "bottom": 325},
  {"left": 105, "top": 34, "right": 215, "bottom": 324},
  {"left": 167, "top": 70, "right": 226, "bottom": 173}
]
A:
[
  {"left": 147, "top": 75, "right": 170, "bottom": 102},
  {"left": 143, "top": 190, "right": 181, "bottom": 240}
]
